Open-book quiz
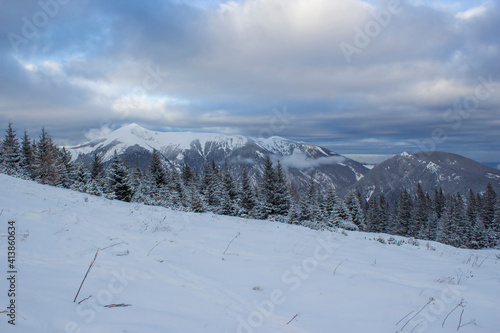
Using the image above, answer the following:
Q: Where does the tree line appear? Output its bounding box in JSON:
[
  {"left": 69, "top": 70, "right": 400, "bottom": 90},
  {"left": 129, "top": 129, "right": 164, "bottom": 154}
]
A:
[{"left": 1, "top": 122, "right": 498, "bottom": 249}]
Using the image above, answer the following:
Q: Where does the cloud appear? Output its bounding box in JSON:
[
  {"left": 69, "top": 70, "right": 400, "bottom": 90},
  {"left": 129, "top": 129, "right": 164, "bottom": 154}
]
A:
[
  {"left": 456, "top": 3, "right": 489, "bottom": 20},
  {"left": 0, "top": 0, "right": 499, "bottom": 163},
  {"left": 278, "top": 155, "right": 346, "bottom": 170},
  {"left": 84, "top": 125, "right": 115, "bottom": 142}
]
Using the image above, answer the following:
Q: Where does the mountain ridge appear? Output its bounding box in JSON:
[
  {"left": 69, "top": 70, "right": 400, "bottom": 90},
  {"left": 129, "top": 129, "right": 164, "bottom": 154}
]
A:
[
  {"left": 69, "top": 123, "right": 369, "bottom": 193},
  {"left": 345, "top": 151, "right": 500, "bottom": 201}
]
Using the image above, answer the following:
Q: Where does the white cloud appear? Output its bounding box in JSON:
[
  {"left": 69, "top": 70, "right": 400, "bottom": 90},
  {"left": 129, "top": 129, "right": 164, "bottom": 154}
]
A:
[
  {"left": 456, "top": 3, "right": 489, "bottom": 20},
  {"left": 84, "top": 125, "right": 114, "bottom": 142},
  {"left": 278, "top": 154, "right": 346, "bottom": 170}
]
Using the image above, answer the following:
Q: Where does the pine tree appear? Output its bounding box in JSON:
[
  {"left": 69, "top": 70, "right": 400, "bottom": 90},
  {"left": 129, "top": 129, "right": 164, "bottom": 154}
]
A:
[
  {"left": 20, "top": 131, "right": 34, "bottom": 179},
  {"left": 305, "top": 174, "right": 321, "bottom": 223},
  {"left": 181, "top": 164, "right": 195, "bottom": 186},
  {"left": 34, "top": 128, "right": 59, "bottom": 185},
  {"left": 450, "top": 194, "right": 468, "bottom": 247},
  {"left": 1, "top": 122, "right": 21, "bottom": 176},
  {"left": 72, "top": 163, "right": 91, "bottom": 193},
  {"left": 168, "top": 166, "right": 187, "bottom": 209},
  {"left": 332, "top": 197, "right": 358, "bottom": 231},
  {"left": 434, "top": 187, "right": 446, "bottom": 220},
  {"left": 201, "top": 162, "right": 222, "bottom": 211},
  {"left": 149, "top": 149, "right": 168, "bottom": 187},
  {"left": 437, "top": 195, "right": 454, "bottom": 245},
  {"left": 239, "top": 167, "right": 256, "bottom": 216},
  {"left": 365, "top": 196, "right": 380, "bottom": 232},
  {"left": 107, "top": 151, "right": 133, "bottom": 202},
  {"left": 90, "top": 152, "right": 105, "bottom": 180},
  {"left": 260, "top": 156, "right": 276, "bottom": 218},
  {"left": 396, "top": 189, "right": 413, "bottom": 236},
  {"left": 56, "top": 147, "right": 76, "bottom": 189},
  {"left": 411, "top": 184, "right": 428, "bottom": 237},
  {"left": 273, "top": 161, "right": 291, "bottom": 216},
  {"left": 481, "top": 183, "right": 497, "bottom": 230},
  {"left": 344, "top": 190, "right": 365, "bottom": 230}
]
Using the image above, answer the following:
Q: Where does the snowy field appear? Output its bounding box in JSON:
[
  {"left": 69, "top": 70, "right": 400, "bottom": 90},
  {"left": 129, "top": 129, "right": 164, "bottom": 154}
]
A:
[{"left": 0, "top": 174, "right": 499, "bottom": 333}]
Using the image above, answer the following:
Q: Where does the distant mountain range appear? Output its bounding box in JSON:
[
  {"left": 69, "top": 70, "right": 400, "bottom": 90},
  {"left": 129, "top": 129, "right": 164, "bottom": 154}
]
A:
[
  {"left": 69, "top": 123, "right": 368, "bottom": 193},
  {"left": 69, "top": 124, "right": 500, "bottom": 199},
  {"left": 343, "top": 151, "right": 500, "bottom": 201}
]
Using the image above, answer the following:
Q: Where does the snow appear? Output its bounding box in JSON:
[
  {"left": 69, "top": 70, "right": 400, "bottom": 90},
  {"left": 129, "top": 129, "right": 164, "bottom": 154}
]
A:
[
  {"left": 400, "top": 151, "right": 412, "bottom": 158},
  {"left": 426, "top": 161, "right": 440, "bottom": 174},
  {"left": 486, "top": 172, "right": 500, "bottom": 180},
  {"left": 1, "top": 174, "right": 500, "bottom": 333}
]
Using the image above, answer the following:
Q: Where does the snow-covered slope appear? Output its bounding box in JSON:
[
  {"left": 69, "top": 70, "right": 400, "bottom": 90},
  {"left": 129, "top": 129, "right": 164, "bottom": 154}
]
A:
[
  {"left": 1, "top": 174, "right": 499, "bottom": 332},
  {"left": 69, "top": 123, "right": 368, "bottom": 192}
]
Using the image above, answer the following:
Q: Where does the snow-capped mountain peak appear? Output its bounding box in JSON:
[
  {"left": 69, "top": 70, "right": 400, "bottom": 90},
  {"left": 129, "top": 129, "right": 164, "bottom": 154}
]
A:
[{"left": 69, "top": 123, "right": 368, "bottom": 192}]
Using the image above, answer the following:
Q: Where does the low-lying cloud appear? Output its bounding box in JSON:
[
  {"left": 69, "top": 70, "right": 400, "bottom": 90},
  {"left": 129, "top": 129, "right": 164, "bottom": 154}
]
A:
[{"left": 278, "top": 155, "right": 346, "bottom": 170}]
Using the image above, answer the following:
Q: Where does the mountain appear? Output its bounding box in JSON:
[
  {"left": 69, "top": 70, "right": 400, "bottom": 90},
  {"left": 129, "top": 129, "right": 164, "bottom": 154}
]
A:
[
  {"left": 345, "top": 151, "right": 500, "bottom": 201},
  {"left": 69, "top": 123, "right": 368, "bottom": 193}
]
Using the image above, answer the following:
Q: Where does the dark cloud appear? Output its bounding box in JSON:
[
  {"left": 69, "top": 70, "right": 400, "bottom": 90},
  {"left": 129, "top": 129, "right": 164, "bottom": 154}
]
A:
[{"left": 0, "top": 0, "right": 498, "bottom": 162}]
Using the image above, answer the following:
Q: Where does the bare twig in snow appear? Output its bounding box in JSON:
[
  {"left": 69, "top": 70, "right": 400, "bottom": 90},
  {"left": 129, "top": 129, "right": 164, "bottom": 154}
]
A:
[
  {"left": 78, "top": 295, "right": 92, "bottom": 305},
  {"left": 411, "top": 321, "right": 424, "bottom": 333},
  {"left": 147, "top": 239, "right": 167, "bottom": 256},
  {"left": 286, "top": 313, "right": 301, "bottom": 325},
  {"left": 333, "top": 260, "right": 347, "bottom": 277},
  {"left": 442, "top": 299, "right": 465, "bottom": 328},
  {"left": 73, "top": 249, "right": 99, "bottom": 303},
  {"left": 473, "top": 255, "right": 490, "bottom": 268},
  {"left": 457, "top": 308, "right": 465, "bottom": 330},
  {"left": 104, "top": 303, "right": 131, "bottom": 308},
  {"left": 401, "top": 298, "right": 434, "bottom": 330},
  {"left": 101, "top": 242, "right": 126, "bottom": 251},
  {"left": 223, "top": 232, "right": 240, "bottom": 255},
  {"left": 396, "top": 311, "right": 414, "bottom": 326}
]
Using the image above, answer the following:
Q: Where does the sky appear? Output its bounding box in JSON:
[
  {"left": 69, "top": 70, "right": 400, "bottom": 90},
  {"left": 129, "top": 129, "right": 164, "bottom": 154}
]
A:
[{"left": 0, "top": 0, "right": 499, "bottom": 164}]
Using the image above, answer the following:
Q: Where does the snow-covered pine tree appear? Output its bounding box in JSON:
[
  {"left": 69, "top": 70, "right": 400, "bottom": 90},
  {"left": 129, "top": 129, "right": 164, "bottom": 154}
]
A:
[
  {"left": 56, "top": 147, "right": 76, "bottom": 189},
  {"left": 273, "top": 161, "right": 291, "bottom": 217},
  {"left": 168, "top": 165, "right": 187, "bottom": 209},
  {"left": 20, "top": 131, "right": 35, "bottom": 179},
  {"left": 201, "top": 161, "right": 222, "bottom": 211},
  {"left": 1, "top": 122, "right": 21, "bottom": 176},
  {"left": 410, "top": 184, "right": 428, "bottom": 237},
  {"left": 72, "top": 163, "right": 91, "bottom": 193},
  {"left": 34, "top": 128, "right": 60, "bottom": 185},
  {"left": 332, "top": 197, "right": 358, "bottom": 231},
  {"left": 344, "top": 190, "right": 365, "bottom": 231},
  {"left": 396, "top": 189, "right": 413, "bottom": 236},
  {"left": 149, "top": 149, "right": 169, "bottom": 187},
  {"left": 219, "top": 171, "right": 236, "bottom": 216},
  {"left": 128, "top": 163, "right": 143, "bottom": 195},
  {"left": 239, "top": 167, "right": 256, "bottom": 216},
  {"left": 260, "top": 156, "right": 276, "bottom": 218},
  {"left": 181, "top": 163, "right": 195, "bottom": 186},
  {"left": 107, "top": 151, "right": 133, "bottom": 202},
  {"left": 386, "top": 198, "right": 399, "bottom": 235},
  {"left": 305, "top": 174, "right": 321, "bottom": 224},
  {"left": 437, "top": 195, "right": 453, "bottom": 245},
  {"left": 481, "top": 183, "right": 497, "bottom": 230},
  {"left": 450, "top": 193, "right": 468, "bottom": 247},
  {"left": 378, "top": 195, "right": 390, "bottom": 233},
  {"left": 434, "top": 187, "right": 446, "bottom": 220},
  {"left": 365, "top": 196, "right": 380, "bottom": 232}
]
